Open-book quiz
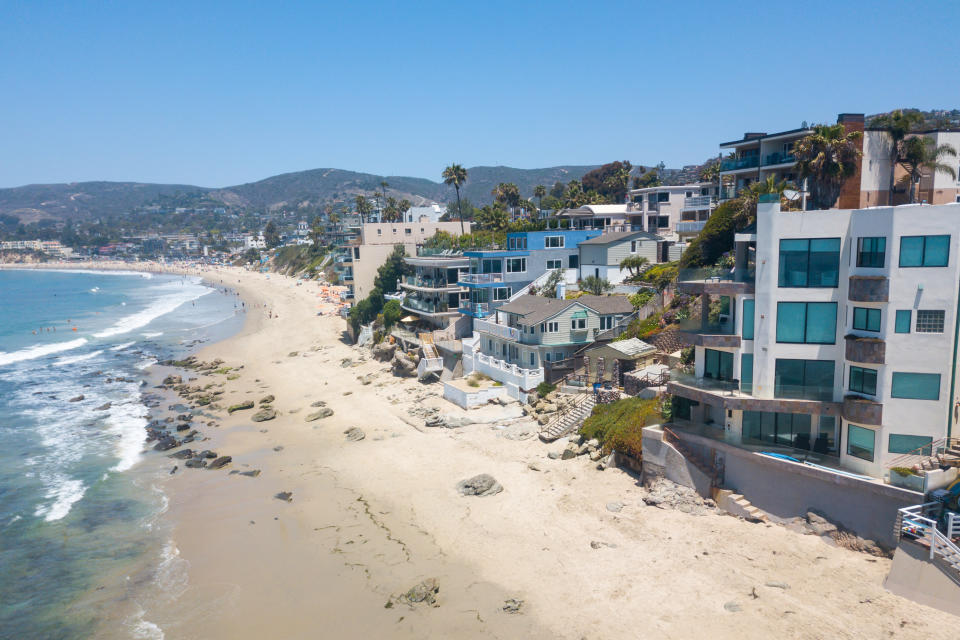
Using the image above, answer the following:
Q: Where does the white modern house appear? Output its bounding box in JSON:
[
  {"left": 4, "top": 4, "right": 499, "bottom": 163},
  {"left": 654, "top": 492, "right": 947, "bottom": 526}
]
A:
[
  {"left": 668, "top": 197, "right": 960, "bottom": 480},
  {"left": 627, "top": 182, "right": 720, "bottom": 240}
]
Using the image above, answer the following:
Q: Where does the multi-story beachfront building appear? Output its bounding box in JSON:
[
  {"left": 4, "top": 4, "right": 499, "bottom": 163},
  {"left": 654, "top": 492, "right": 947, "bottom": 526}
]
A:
[
  {"left": 627, "top": 183, "right": 720, "bottom": 240},
  {"left": 462, "top": 293, "right": 633, "bottom": 400},
  {"left": 667, "top": 197, "right": 960, "bottom": 478},
  {"left": 400, "top": 252, "right": 469, "bottom": 330},
  {"left": 336, "top": 220, "right": 470, "bottom": 301},
  {"left": 457, "top": 229, "right": 601, "bottom": 319},
  {"left": 720, "top": 113, "right": 960, "bottom": 208}
]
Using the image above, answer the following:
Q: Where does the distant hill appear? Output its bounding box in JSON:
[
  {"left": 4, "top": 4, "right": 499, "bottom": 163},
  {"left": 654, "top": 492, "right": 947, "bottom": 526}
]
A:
[
  {"left": 866, "top": 108, "right": 960, "bottom": 130},
  {"left": 0, "top": 165, "right": 605, "bottom": 222}
]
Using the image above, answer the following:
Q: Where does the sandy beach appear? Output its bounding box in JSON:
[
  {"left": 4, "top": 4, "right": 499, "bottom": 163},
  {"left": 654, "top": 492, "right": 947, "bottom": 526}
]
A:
[{"left": 8, "top": 262, "right": 957, "bottom": 638}]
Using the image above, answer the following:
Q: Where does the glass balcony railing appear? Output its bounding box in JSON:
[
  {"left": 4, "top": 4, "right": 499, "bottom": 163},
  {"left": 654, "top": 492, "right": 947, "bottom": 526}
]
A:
[
  {"left": 677, "top": 267, "right": 755, "bottom": 284},
  {"left": 459, "top": 301, "right": 490, "bottom": 316},
  {"left": 460, "top": 273, "right": 504, "bottom": 284},
  {"left": 720, "top": 186, "right": 738, "bottom": 200},
  {"left": 402, "top": 296, "right": 452, "bottom": 314},
  {"left": 669, "top": 368, "right": 834, "bottom": 402},
  {"left": 682, "top": 196, "right": 716, "bottom": 209},
  {"left": 676, "top": 220, "right": 707, "bottom": 234},
  {"left": 763, "top": 152, "right": 796, "bottom": 166},
  {"left": 676, "top": 314, "right": 736, "bottom": 336},
  {"left": 401, "top": 275, "right": 459, "bottom": 289},
  {"left": 720, "top": 156, "right": 759, "bottom": 171}
]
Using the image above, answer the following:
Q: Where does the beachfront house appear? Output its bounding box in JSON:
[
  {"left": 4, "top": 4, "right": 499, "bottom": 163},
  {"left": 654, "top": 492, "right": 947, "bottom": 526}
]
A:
[
  {"left": 627, "top": 182, "right": 720, "bottom": 241},
  {"left": 577, "top": 231, "right": 664, "bottom": 284},
  {"left": 462, "top": 293, "right": 633, "bottom": 399},
  {"left": 666, "top": 197, "right": 960, "bottom": 482},
  {"left": 399, "top": 252, "right": 469, "bottom": 331},
  {"left": 457, "top": 229, "right": 601, "bottom": 319}
]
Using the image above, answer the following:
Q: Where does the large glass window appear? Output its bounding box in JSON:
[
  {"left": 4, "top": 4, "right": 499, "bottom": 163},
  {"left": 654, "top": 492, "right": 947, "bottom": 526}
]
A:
[
  {"left": 852, "top": 307, "right": 881, "bottom": 332},
  {"left": 742, "top": 299, "right": 755, "bottom": 340},
  {"left": 889, "top": 434, "right": 933, "bottom": 456},
  {"left": 545, "top": 235, "right": 564, "bottom": 248},
  {"left": 849, "top": 365, "right": 878, "bottom": 395},
  {"left": 506, "top": 257, "right": 526, "bottom": 273},
  {"left": 741, "top": 353, "right": 753, "bottom": 394},
  {"left": 847, "top": 425, "right": 876, "bottom": 461},
  {"left": 704, "top": 349, "right": 733, "bottom": 381},
  {"left": 774, "top": 359, "right": 835, "bottom": 401},
  {"left": 742, "top": 411, "right": 823, "bottom": 452},
  {"left": 899, "top": 235, "right": 950, "bottom": 267},
  {"left": 891, "top": 372, "right": 941, "bottom": 400},
  {"left": 776, "top": 302, "right": 837, "bottom": 344},
  {"left": 916, "top": 310, "right": 945, "bottom": 333},
  {"left": 546, "top": 259, "right": 562, "bottom": 270},
  {"left": 480, "top": 258, "right": 502, "bottom": 274},
  {"left": 856, "top": 237, "right": 886, "bottom": 268},
  {"left": 895, "top": 310, "right": 911, "bottom": 333},
  {"left": 778, "top": 238, "right": 841, "bottom": 287}
]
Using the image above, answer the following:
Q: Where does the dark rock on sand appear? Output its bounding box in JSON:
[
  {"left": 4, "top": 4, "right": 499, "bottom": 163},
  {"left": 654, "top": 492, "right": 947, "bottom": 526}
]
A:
[
  {"left": 344, "top": 427, "right": 365, "bottom": 442},
  {"left": 199, "top": 450, "right": 217, "bottom": 459},
  {"left": 305, "top": 408, "right": 334, "bottom": 421},
  {"left": 229, "top": 469, "right": 261, "bottom": 478},
  {"left": 153, "top": 437, "right": 179, "bottom": 451},
  {"left": 184, "top": 458, "right": 206, "bottom": 469},
  {"left": 207, "top": 456, "right": 232, "bottom": 470},
  {"left": 275, "top": 491, "right": 293, "bottom": 502},
  {"left": 94, "top": 402, "right": 112, "bottom": 411},
  {"left": 455, "top": 474, "right": 503, "bottom": 497},
  {"left": 169, "top": 449, "right": 194, "bottom": 460},
  {"left": 251, "top": 408, "right": 277, "bottom": 422},
  {"left": 259, "top": 394, "right": 275, "bottom": 405},
  {"left": 69, "top": 395, "right": 84, "bottom": 402},
  {"left": 227, "top": 401, "right": 254, "bottom": 414}
]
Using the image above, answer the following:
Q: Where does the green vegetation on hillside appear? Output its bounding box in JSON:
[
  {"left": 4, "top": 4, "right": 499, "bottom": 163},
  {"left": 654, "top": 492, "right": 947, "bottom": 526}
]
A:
[{"left": 579, "top": 397, "right": 661, "bottom": 459}]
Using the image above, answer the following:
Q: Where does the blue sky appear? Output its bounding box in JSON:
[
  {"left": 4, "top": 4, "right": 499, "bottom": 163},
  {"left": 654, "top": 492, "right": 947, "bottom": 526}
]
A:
[{"left": 1, "top": 0, "right": 957, "bottom": 188}]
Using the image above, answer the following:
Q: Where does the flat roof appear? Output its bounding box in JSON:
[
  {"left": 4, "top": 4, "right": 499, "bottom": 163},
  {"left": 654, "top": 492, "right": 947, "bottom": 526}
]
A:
[{"left": 719, "top": 126, "right": 812, "bottom": 148}]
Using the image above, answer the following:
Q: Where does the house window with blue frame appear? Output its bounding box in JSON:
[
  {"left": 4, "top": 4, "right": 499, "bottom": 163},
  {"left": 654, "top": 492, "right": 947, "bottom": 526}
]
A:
[
  {"left": 856, "top": 237, "right": 886, "bottom": 268},
  {"left": 899, "top": 235, "right": 950, "bottom": 267},
  {"left": 741, "top": 299, "right": 755, "bottom": 340},
  {"left": 891, "top": 372, "right": 941, "bottom": 400},
  {"left": 778, "top": 238, "right": 841, "bottom": 287},
  {"left": 852, "top": 307, "right": 881, "bottom": 332},
  {"left": 776, "top": 302, "right": 837, "bottom": 344}
]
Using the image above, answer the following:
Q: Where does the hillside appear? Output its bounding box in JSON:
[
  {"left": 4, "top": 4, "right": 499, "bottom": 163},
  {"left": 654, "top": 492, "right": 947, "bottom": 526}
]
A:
[{"left": 0, "top": 165, "right": 603, "bottom": 222}]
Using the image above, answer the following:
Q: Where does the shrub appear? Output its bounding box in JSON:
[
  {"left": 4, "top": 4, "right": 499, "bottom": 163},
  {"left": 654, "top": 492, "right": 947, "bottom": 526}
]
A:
[
  {"left": 536, "top": 381, "right": 557, "bottom": 397},
  {"left": 890, "top": 466, "right": 918, "bottom": 477},
  {"left": 639, "top": 262, "right": 678, "bottom": 291},
  {"left": 579, "top": 397, "right": 660, "bottom": 458},
  {"left": 628, "top": 289, "right": 655, "bottom": 309},
  {"left": 678, "top": 200, "right": 741, "bottom": 269}
]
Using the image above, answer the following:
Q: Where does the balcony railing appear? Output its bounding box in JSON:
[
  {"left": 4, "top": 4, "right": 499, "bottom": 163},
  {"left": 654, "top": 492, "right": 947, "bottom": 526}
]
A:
[
  {"left": 460, "top": 273, "right": 504, "bottom": 284},
  {"left": 475, "top": 318, "right": 520, "bottom": 341},
  {"left": 721, "top": 156, "right": 760, "bottom": 171},
  {"left": 676, "top": 220, "right": 707, "bottom": 234},
  {"left": 677, "top": 267, "right": 755, "bottom": 285},
  {"left": 720, "top": 186, "right": 738, "bottom": 200},
  {"left": 459, "top": 301, "right": 490, "bottom": 316},
  {"left": 401, "top": 275, "right": 458, "bottom": 289},
  {"left": 402, "top": 296, "right": 452, "bottom": 314},
  {"left": 763, "top": 152, "right": 796, "bottom": 166},
  {"left": 682, "top": 196, "right": 716, "bottom": 209}
]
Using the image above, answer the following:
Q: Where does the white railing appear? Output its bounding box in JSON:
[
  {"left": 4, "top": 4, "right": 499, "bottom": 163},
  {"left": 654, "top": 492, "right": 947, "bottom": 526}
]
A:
[
  {"left": 475, "top": 318, "right": 521, "bottom": 341},
  {"left": 508, "top": 269, "right": 554, "bottom": 301},
  {"left": 460, "top": 273, "right": 503, "bottom": 284},
  {"left": 459, "top": 301, "right": 490, "bottom": 315},
  {"left": 417, "top": 356, "right": 444, "bottom": 379},
  {"left": 896, "top": 503, "right": 960, "bottom": 574},
  {"left": 475, "top": 352, "right": 543, "bottom": 390},
  {"left": 676, "top": 220, "right": 707, "bottom": 234}
]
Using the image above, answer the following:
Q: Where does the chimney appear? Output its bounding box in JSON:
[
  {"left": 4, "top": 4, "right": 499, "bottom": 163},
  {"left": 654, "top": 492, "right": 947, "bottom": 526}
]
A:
[
  {"left": 744, "top": 132, "right": 766, "bottom": 140},
  {"left": 837, "top": 113, "right": 865, "bottom": 125}
]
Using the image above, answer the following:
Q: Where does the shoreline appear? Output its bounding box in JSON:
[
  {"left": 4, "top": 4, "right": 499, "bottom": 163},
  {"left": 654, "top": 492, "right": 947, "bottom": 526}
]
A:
[{"left": 8, "top": 261, "right": 956, "bottom": 638}]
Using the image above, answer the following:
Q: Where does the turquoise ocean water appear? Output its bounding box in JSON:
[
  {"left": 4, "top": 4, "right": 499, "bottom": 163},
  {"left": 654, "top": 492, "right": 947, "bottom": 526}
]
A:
[{"left": 0, "top": 269, "right": 243, "bottom": 639}]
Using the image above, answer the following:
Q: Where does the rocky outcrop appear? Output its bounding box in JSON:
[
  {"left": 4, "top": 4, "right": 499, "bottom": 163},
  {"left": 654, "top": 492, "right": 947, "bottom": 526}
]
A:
[
  {"left": 251, "top": 408, "right": 277, "bottom": 422},
  {"left": 275, "top": 491, "right": 293, "bottom": 502},
  {"left": 305, "top": 407, "right": 334, "bottom": 421},
  {"left": 344, "top": 427, "right": 365, "bottom": 442},
  {"left": 227, "top": 401, "right": 254, "bottom": 414},
  {"left": 372, "top": 342, "right": 397, "bottom": 362},
  {"left": 456, "top": 474, "right": 503, "bottom": 497},
  {"left": 391, "top": 352, "right": 417, "bottom": 377},
  {"left": 68, "top": 395, "right": 84, "bottom": 402},
  {"left": 207, "top": 456, "right": 232, "bottom": 470},
  {"left": 259, "top": 394, "right": 275, "bottom": 405}
]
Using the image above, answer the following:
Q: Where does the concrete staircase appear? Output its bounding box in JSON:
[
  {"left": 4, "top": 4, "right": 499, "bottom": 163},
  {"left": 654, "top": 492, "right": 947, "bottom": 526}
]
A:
[
  {"left": 539, "top": 394, "right": 596, "bottom": 442},
  {"left": 714, "top": 489, "right": 768, "bottom": 522}
]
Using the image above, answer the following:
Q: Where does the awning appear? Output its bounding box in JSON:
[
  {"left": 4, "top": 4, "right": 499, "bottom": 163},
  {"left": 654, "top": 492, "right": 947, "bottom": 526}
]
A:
[
  {"left": 400, "top": 315, "right": 419, "bottom": 323},
  {"left": 571, "top": 310, "right": 588, "bottom": 319}
]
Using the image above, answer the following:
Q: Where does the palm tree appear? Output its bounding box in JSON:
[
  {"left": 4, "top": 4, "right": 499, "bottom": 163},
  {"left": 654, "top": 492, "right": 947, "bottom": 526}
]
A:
[
  {"left": 619, "top": 255, "right": 649, "bottom": 280},
  {"left": 533, "top": 185, "right": 546, "bottom": 215},
  {"left": 870, "top": 109, "right": 924, "bottom": 204},
  {"left": 442, "top": 164, "right": 468, "bottom": 234},
  {"left": 354, "top": 195, "right": 372, "bottom": 223},
  {"left": 897, "top": 136, "right": 958, "bottom": 203},
  {"left": 792, "top": 123, "right": 862, "bottom": 210}
]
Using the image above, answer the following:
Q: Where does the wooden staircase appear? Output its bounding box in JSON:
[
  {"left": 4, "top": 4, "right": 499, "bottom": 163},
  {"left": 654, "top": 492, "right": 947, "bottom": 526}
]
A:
[{"left": 539, "top": 394, "right": 596, "bottom": 442}]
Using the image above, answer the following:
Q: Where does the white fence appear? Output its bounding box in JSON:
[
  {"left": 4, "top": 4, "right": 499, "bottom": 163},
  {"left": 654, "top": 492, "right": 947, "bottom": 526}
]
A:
[
  {"left": 474, "top": 352, "right": 543, "bottom": 391},
  {"left": 475, "top": 318, "right": 520, "bottom": 341}
]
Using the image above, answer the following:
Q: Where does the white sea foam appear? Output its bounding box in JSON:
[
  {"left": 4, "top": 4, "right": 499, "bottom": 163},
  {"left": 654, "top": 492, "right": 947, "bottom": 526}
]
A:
[
  {"left": 45, "top": 268, "right": 153, "bottom": 279},
  {"left": 0, "top": 338, "right": 88, "bottom": 366},
  {"left": 107, "top": 396, "right": 148, "bottom": 472},
  {"left": 136, "top": 358, "right": 157, "bottom": 370},
  {"left": 142, "top": 332, "right": 163, "bottom": 338},
  {"left": 93, "top": 281, "right": 212, "bottom": 339},
  {"left": 109, "top": 341, "right": 136, "bottom": 351},
  {"left": 128, "top": 605, "right": 165, "bottom": 640},
  {"left": 54, "top": 349, "right": 103, "bottom": 366},
  {"left": 33, "top": 476, "right": 86, "bottom": 522}
]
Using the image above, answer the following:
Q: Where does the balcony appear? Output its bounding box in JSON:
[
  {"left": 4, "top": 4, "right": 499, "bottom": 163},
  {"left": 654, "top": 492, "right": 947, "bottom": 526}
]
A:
[
  {"left": 460, "top": 273, "right": 504, "bottom": 285},
  {"left": 720, "top": 186, "right": 738, "bottom": 200},
  {"left": 676, "top": 220, "right": 707, "bottom": 234},
  {"left": 842, "top": 395, "right": 883, "bottom": 426},
  {"left": 848, "top": 276, "right": 889, "bottom": 303},
  {"left": 845, "top": 335, "right": 885, "bottom": 365},
  {"left": 668, "top": 369, "right": 843, "bottom": 415},
  {"left": 682, "top": 196, "right": 716, "bottom": 210},
  {"left": 721, "top": 156, "right": 760, "bottom": 171},
  {"left": 676, "top": 267, "right": 755, "bottom": 295},
  {"left": 677, "top": 315, "right": 740, "bottom": 348},
  {"left": 402, "top": 296, "right": 454, "bottom": 315},
  {"left": 459, "top": 301, "right": 491, "bottom": 317},
  {"left": 763, "top": 152, "right": 796, "bottom": 167},
  {"left": 400, "top": 275, "right": 461, "bottom": 291},
  {"left": 475, "top": 318, "right": 520, "bottom": 341},
  {"left": 473, "top": 352, "right": 544, "bottom": 392}
]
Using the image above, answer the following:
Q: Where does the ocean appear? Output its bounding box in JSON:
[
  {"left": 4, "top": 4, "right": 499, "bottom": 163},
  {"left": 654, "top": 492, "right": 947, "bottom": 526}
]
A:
[{"left": 0, "top": 268, "right": 244, "bottom": 639}]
